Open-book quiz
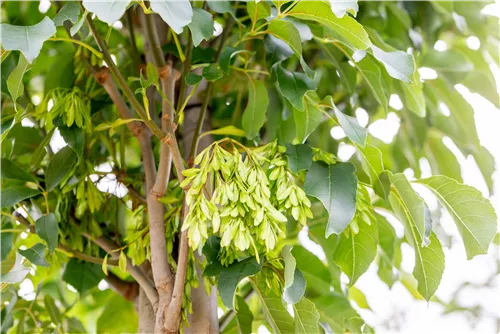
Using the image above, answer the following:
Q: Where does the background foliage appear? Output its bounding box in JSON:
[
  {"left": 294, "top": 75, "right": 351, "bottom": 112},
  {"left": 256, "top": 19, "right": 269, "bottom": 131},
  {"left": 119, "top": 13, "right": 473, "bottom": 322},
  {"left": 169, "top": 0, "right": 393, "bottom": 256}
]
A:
[{"left": 1, "top": 1, "right": 499, "bottom": 333}]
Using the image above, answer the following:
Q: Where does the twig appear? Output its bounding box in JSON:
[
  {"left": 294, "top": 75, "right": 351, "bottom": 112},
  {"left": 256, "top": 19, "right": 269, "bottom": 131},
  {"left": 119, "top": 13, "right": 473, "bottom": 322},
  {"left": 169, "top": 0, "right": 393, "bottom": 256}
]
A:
[
  {"left": 84, "top": 10, "right": 164, "bottom": 139},
  {"left": 105, "top": 272, "right": 139, "bottom": 302}
]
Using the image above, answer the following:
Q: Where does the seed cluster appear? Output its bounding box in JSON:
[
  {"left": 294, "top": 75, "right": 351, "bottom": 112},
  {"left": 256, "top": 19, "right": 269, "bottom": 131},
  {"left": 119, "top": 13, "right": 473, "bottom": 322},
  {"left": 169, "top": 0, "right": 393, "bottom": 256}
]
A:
[{"left": 181, "top": 140, "right": 312, "bottom": 263}]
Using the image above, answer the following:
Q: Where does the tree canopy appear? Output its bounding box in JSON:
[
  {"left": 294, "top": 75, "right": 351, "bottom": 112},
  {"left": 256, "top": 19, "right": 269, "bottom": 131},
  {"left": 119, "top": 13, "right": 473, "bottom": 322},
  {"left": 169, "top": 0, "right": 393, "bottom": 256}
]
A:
[{"left": 1, "top": 1, "right": 499, "bottom": 333}]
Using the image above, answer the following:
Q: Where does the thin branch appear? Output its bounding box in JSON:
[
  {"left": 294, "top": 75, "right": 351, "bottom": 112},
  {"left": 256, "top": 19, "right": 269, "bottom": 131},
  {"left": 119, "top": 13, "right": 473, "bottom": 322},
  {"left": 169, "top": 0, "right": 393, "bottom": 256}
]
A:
[
  {"left": 105, "top": 272, "right": 140, "bottom": 302},
  {"left": 84, "top": 11, "right": 165, "bottom": 139},
  {"left": 176, "top": 32, "right": 193, "bottom": 114},
  {"left": 86, "top": 235, "right": 160, "bottom": 311},
  {"left": 125, "top": 8, "right": 141, "bottom": 71}
]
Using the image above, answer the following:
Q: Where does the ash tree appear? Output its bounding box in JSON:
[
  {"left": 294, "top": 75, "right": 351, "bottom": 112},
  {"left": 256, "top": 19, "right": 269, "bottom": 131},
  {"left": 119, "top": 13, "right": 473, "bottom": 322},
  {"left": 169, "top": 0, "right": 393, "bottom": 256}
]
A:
[{"left": 1, "top": 1, "right": 499, "bottom": 333}]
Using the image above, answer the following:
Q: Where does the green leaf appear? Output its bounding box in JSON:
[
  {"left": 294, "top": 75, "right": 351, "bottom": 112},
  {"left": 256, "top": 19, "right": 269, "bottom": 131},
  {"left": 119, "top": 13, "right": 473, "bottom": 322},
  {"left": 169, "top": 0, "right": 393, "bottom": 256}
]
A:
[
  {"left": 247, "top": 1, "right": 271, "bottom": 24},
  {"left": 96, "top": 294, "right": 138, "bottom": 333},
  {"left": 330, "top": 1, "right": 359, "bottom": 17},
  {"left": 275, "top": 63, "right": 316, "bottom": 111},
  {"left": 429, "top": 0, "right": 454, "bottom": 15},
  {"left": 0, "top": 17, "right": 56, "bottom": 63},
  {"left": 0, "top": 186, "right": 40, "bottom": 208},
  {"left": 304, "top": 162, "right": 358, "bottom": 237},
  {"left": 371, "top": 45, "right": 415, "bottom": 83},
  {"left": 292, "top": 246, "right": 332, "bottom": 296},
  {"left": 267, "top": 20, "right": 302, "bottom": 57},
  {"left": 1, "top": 253, "right": 30, "bottom": 284},
  {"left": 293, "top": 298, "right": 320, "bottom": 334},
  {"left": 200, "top": 125, "right": 245, "bottom": 139},
  {"left": 0, "top": 158, "right": 34, "bottom": 182},
  {"left": 202, "top": 236, "right": 224, "bottom": 277},
  {"left": 390, "top": 174, "right": 445, "bottom": 300},
  {"left": 390, "top": 173, "right": 426, "bottom": 242},
  {"left": 30, "top": 128, "right": 55, "bottom": 168},
  {"left": 416, "top": 176, "right": 498, "bottom": 259},
  {"left": 188, "top": 8, "right": 213, "bottom": 47},
  {"left": 285, "top": 144, "right": 313, "bottom": 174},
  {"left": 281, "top": 245, "right": 296, "bottom": 288},
  {"left": 355, "top": 55, "right": 389, "bottom": 113},
  {"left": 53, "top": 2, "right": 80, "bottom": 26},
  {"left": 288, "top": 1, "right": 371, "bottom": 51},
  {"left": 150, "top": 0, "right": 193, "bottom": 34},
  {"left": 7, "top": 53, "right": 29, "bottom": 105},
  {"left": 63, "top": 259, "right": 105, "bottom": 294},
  {"left": 334, "top": 220, "right": 378, "bottom": 285},
  {"left": 348, "top": 286, "right": 371, "bottom": 309},
  {"left": 283, "top": 269, "right": 306, "bottom": 304},
  {"left": 45, "top": 146, "right": 77, "bottom": 191},
  {"left": 35, "top": 214, "right": 58, "bottom": 254},
  {"left": 376, "top": 213, "right": 397, "bottom": 262},
  {"left": 119, "top": 251, "right": 127, "bottom": 273},
  {"left": 202, "top": 64, "right": 223, "bottom": 81},
  {"left": 44, "top": 295, "right": 62, "bottom": 325},
  {"left": 102, "top": 254, "right": 109, "bottom": 276},
  {"left": 473, "top": 146, "right": 495, "bottom": 195},
  {"left": 95, "top": 118, "right": 142, "bottom": 136},
  {"left": 242, "top": 79, "right": 269, "bottom": 139},
  {"left": 59, "top": 125, "right": 84, "bottom": 157},
  {"left": 185, "top": 72, "right": 202, "bottom": 85},
  {"left": 333, "top": 106, "right": 368, "bottom": 146},
  {"left": 236, "top": 295, "right": 254, "bottom": 334},
  {"left": 219, "top": 257, "right": 262, "bottom": 309},
  {"left": 19, "top": 243, "right": 49, "bottom": 267},
  {"left": 207, "top": 1, "right": 233, "bottom": 14},
  {"left": 400, "top": 80, "right": 426, "bottom": 117},
  {"left": 293, "top": 93, "right": 323, "bottom": 143},
  {"left": 70, "top": 11, "right": 88, "bottom": 36},
  {"left": 82, "top": 0, "right": 130, "bottom": 25},
  {"left": 252, "top": 279, "right": 295, "bottom": 334},
  {"left": 357, "top": 144, "right": 390, "bottom": 200},
  {"left": 312, "top": 293, "right": 361, "bottom": 333},
  {"left": 1, "top": 226, "right": 14, "bottom": 261},
  {"left": 421, "top": 50, "right": 474, "bottom": 73},
  {"left": 424, "top": 131, "right": 462, "bottom": 182}
]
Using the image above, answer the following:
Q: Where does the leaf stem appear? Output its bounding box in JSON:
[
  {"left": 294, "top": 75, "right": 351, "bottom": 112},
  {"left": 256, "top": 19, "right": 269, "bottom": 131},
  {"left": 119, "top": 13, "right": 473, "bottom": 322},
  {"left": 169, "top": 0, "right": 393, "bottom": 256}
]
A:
[{"left": 48, "top": 37, "right": 103, "bottom": 59}]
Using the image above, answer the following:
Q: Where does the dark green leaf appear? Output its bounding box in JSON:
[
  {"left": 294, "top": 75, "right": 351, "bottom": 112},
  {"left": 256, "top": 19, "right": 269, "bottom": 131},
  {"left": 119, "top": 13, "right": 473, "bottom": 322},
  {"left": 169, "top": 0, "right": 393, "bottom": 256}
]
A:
[
  {"left": 59, "top": 125, "right": 84, "bottom": 157},
  {"left": 304, "top": 162, "right": 358, "bottom": 236},
  {"left": 1, "top": 158, "right": 34, "bottom": 181},
  {"left": 0, "top": 186, "right": 40, "bottom": 208},
  {"left": 30, "top": 128, "right": 55, "bottom": 168},
  {"left": 236, "top": 295, "right": 254, "bottom": 334},
  {"left": 1, "top": 228, "right": 14, "bottom": 261},
  {"left": 1, "top": 17, "right": 56, "bottom": 62},
  {"left": 19, "top": 243, "right": 49, "bottom": 267},
  {"left": 355, "top": 55, "right": 389, "bottom": 113},
  {"left": 285, "top": 144, "right": 313, "bottom": 173},
  {"left": 188, "top": 8, "right": 213, "bottom": 47},
  {"left": 247, "top": 1, "right": 270, "bottom": 24},
  {"left": 202, "top": 236, "right": 224, "bottom": 277},
  {"left": 185, "top": 72, "right": 202, "bottom": 85},
  {"left": 35, "top": 213, "right": 58, "bottom": 253},
  {"left": 283, "top": 269, "right": 306, "bottom": 304},
  {"left": 242, "top": 79, "right": 268, "bottom": 139},
  {"left": 293, "top": 93, "right": 323, "bottom": 143},
  {"left": 424, "top": 130, "right": 462, "bottom": 182},
  {"left": 275, "top": 63, "right": 316, "bottom": 111},
  {"left": 202, "top": 64, "right": 223, "bottom": 81},
  {"left": 45, "top": 146, "right": 77, "bottom": 191},
  {"left": 313, "top": 293, "right": 361, "bottom": 333},
  {"left": 219, "top": 257, "right": 262, "bottom": 309},
  {"left": 292, "top": 246, "right": 331, "bottom": 296},
  {"left": 62, "top": 259, "right": 105, "bottom": 294}
]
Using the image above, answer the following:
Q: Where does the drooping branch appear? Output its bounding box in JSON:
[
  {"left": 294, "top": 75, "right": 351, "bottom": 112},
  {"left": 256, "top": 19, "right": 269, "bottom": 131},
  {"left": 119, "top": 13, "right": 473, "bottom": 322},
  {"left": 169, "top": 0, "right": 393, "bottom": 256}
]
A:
[
  {"left": 86, "top": 235, "right": 160, "bottom": 311},
  {"left": 105, "top": 272, "right": 140, "bottom": 302}
]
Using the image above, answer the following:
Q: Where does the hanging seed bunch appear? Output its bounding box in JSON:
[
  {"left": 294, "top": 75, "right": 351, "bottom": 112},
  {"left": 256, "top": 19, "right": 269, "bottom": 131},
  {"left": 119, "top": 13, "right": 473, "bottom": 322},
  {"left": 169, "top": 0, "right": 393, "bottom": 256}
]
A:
[{"left": 181, "top": 140, "right": 312, "bottom": 263}]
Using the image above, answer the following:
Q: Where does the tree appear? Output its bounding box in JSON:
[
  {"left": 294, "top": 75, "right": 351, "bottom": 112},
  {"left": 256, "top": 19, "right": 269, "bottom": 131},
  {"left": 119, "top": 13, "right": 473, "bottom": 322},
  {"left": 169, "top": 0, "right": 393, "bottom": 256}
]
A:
[{"left": 1, "top": 1, "right": 498, "bottom": 333}]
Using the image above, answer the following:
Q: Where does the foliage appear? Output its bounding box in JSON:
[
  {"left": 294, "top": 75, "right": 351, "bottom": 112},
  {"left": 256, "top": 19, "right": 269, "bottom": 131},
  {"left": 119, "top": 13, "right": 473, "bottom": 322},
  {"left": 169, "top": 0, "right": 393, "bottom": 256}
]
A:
[{"left": 1, "top": 0, "right": 499, "bottom": 333}]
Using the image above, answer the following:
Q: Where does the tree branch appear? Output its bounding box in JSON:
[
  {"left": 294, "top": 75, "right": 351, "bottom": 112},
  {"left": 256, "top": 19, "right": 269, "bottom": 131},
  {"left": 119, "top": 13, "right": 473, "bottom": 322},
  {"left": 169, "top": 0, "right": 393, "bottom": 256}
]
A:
[
  {"left": 84, "top": 11, "right": 165, "bottom": 139},
  {"left": 105, "top": 272, "right": 140, "bottom": 302},
  {"left": 86, "top": 235, "right": 160, "bottom": 311}
]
